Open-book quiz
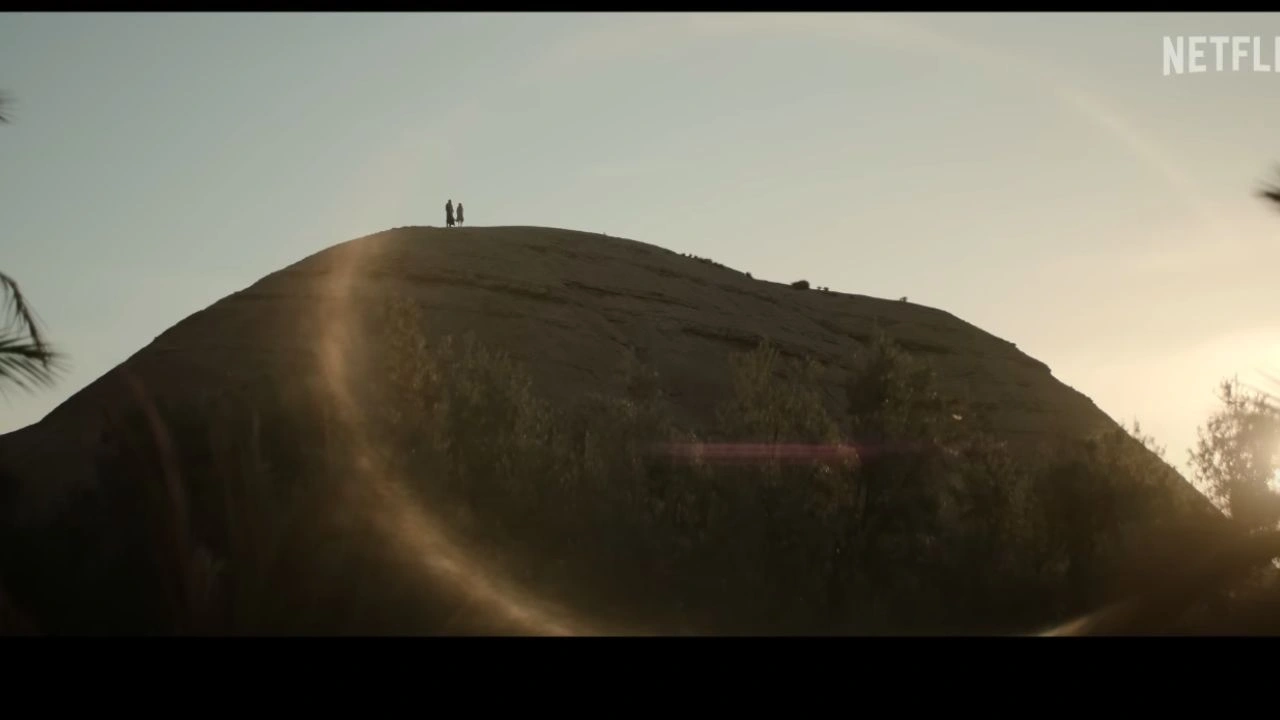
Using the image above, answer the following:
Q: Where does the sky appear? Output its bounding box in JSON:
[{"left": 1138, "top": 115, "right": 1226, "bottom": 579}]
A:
[{"left": 2, "top": 12, "right": 1279, "bottom": 480}]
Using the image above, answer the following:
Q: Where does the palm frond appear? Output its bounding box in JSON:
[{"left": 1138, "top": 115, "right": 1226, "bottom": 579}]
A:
[
  {"left": 1258, "top": 164, "right": 1280, "bottom": 209},
  {"left": 1255, "top": 370, "right": 1280, "bottom": 407},
  {"left": 0, "top": 272, "right": 63, "bottom": 393},
  {"left": 1254, "top": 165, "right": 1280, "bottom": 408},
  {"left": 0, "top": 336, "right": 61, "bottom": 392},
  {"left": 0, "top": 95, "right": 64, "bottom": 394}
]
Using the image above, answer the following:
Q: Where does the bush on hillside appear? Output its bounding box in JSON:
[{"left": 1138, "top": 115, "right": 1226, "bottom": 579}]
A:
[
  {"left": 1, "top": 299, "right": 1217, "bottom": 636},
  {"left": 1190, "top": 378, "right": 1280, "bottom": 532},
  {"left": 375, "top": 305, "right": 1186, "bottom": 634}
]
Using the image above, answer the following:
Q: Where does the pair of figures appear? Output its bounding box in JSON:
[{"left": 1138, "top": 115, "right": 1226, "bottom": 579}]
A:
[{"left": 445, "top": 199, "right": 465, "bottom": 227}]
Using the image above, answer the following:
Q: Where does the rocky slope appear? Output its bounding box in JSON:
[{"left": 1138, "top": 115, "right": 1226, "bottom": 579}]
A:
[{"left": 0, "top": 225, "right": 1214, "bottom": 530}]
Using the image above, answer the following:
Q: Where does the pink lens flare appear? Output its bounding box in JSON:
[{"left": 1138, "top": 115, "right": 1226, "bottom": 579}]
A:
[{"left": 654, "top": 441, "right": 922, "bottom": 465}]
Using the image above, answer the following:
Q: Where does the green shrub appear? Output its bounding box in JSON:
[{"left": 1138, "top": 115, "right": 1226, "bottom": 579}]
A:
[
  {"left": 1190, "top": 378, "right": 1280, "bottom": 532},
  {"left": 2, "top": 300, "right": 1210, "bottom": 635}
]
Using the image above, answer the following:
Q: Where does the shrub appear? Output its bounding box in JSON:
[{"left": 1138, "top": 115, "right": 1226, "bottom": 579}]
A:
[{"left": 2, "top": 300, "right": 1206, "bottom": 635}]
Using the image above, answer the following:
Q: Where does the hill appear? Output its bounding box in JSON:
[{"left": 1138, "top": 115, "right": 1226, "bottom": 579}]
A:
[{"left": 0, "top": 226, "right": 1224, "bottom": 634}]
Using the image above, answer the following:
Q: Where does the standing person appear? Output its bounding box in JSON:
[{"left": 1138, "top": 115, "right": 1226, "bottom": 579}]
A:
[
  {"left": 445, "top": 199, "right": 454, "bottom": 228},
  {"left": 456, "top": 202, "right": 465, "bottom": 226}
]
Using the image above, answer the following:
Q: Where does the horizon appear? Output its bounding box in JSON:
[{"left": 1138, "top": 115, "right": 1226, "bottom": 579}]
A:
[{"left": 4, "top": 12, "right": 1280, "bottom": 484}]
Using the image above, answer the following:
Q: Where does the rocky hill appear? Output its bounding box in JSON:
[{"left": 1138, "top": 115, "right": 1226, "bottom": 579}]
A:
[
  {"left": 0, "top": 225, "right": 1224, "bottom": 634},
  {"left": 1, "top": 226, "right": 1211, "bottom": 512}
]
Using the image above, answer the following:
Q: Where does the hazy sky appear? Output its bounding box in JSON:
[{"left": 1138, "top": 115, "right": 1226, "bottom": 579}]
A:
[{"left": 3, "top": 12, "right": 1279, "bottom": 478}]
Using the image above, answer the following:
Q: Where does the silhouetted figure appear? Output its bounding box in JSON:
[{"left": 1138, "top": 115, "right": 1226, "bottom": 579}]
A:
[
  {"left": 446, "top": 199, "right": 455, "bottom": 228},
  {"left": 456, "top": 202, "right": 464, "bottom": 226}
]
